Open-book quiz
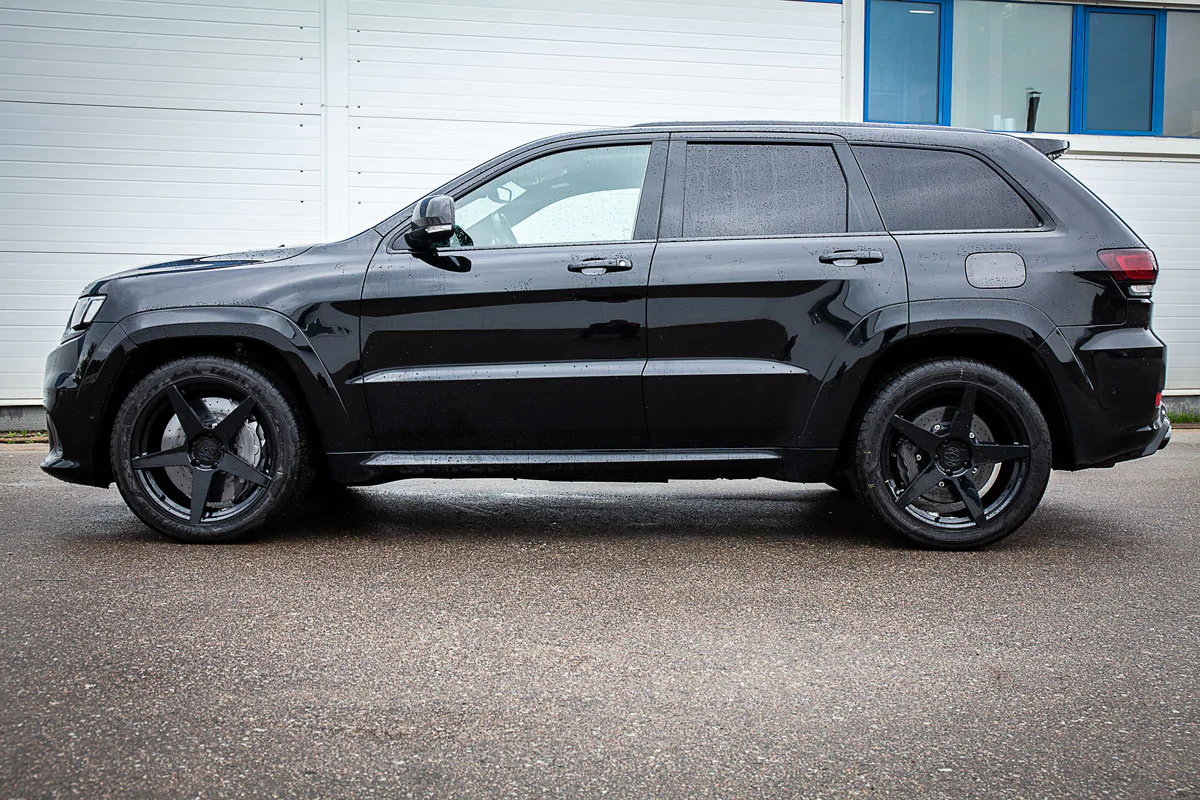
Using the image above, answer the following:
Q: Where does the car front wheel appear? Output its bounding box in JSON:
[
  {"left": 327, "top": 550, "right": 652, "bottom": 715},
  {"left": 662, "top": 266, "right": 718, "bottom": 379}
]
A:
[
  {"left": 849, "top": 359, "right": 1052, "bottom": 549},
  {"left": 110, "top": 356, "right": 314, "bottom": 543}
]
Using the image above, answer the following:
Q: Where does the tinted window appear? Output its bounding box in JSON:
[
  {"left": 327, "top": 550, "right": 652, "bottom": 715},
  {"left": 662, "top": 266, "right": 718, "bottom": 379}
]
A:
[
  {"left": 452, "top": 144, "right": 651, "bottom": 247},
  {"left": 853, "top": 145, "right": 1040, "bottom": 231},
  {"left": 683, "top": 144, "right": 848, "bottom": 238}
]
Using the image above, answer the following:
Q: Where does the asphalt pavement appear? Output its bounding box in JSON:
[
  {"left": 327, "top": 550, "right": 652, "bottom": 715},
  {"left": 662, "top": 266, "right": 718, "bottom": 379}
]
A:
[{"left": 1, "top": 434, "right": 1197, "bottom": 800}]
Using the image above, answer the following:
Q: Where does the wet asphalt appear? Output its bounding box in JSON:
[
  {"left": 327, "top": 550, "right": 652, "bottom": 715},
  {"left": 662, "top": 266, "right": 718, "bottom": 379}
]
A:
[{"left": 0, "top": 434, "right": 1197, "bottom": 800}]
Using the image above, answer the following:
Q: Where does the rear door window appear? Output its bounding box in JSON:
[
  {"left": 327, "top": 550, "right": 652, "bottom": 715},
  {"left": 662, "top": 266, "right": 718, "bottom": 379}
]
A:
[
  {"left": 853, "top": 145, "right": 1040, "bottom": 232},
  {"left": 682, "top": 144, "right": 848, "bottom": 238}
]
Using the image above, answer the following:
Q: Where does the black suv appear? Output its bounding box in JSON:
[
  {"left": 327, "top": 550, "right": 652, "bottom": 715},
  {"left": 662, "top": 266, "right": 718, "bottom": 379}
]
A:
[{"left": 43, "top": 122, "right": 1171, "bottom": 548}]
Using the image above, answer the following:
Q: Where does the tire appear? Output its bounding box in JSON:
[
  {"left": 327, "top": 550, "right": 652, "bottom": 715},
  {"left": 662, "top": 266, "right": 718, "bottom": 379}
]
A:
[
  {"left": 110, "top": 356, "right": 315, "bottom": 543},
  {"left": 848, "top": 359, "right": 1051, "bottom": 550}
]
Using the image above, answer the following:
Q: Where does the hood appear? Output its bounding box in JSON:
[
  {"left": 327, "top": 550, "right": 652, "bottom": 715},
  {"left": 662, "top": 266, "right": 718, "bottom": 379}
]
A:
[{"left": 83, "top": 245, "right": 313, "bottom": 294}]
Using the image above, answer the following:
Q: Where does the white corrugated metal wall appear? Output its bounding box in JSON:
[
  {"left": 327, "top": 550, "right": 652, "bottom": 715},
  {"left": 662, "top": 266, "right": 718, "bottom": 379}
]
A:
[
  {"left": 0, "top": 0, "right": 1197, "bottom": 408},
  {"left": 0, "top": 0, "right": 323, "bottom": 404},
  {"left": 344, "top": 0, "right": 843, "bottom": 231}
]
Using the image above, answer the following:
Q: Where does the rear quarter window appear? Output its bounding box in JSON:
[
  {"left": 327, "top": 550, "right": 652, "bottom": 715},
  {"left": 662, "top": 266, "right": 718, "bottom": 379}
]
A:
[{"left": 852, "top": 145, "right": 1040, "bottom": 232}]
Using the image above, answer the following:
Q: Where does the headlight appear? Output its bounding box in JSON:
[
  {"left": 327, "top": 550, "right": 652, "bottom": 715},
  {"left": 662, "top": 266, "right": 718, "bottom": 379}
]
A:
[{"left": 65, "top": 295, "right": 106, "bottom": 337}]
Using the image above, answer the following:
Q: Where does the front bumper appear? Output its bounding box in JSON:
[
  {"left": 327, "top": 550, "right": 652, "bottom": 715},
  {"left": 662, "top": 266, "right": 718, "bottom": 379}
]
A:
[{"left": 40, "top": 322, "right": 132, "bottom": 488}]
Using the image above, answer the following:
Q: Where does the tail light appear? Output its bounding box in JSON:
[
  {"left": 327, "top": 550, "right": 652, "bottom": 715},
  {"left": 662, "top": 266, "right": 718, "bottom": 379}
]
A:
[{"left": 1098, "top": 248, "right": 1158, "bottom": 297}]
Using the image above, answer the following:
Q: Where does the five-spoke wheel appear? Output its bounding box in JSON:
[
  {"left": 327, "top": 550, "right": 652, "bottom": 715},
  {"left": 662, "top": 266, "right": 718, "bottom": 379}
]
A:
[
  {"left": 849, "top": 359, "right": 1052, "bottom": 549},
  {"left": 111, "top": 356, "right": 313, "bottom": 542}
]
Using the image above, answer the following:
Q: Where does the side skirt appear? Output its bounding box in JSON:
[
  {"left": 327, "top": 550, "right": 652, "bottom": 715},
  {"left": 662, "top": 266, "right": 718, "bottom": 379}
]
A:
[{"left": 325, "top": 448, "right": 838, "bottom": 484}]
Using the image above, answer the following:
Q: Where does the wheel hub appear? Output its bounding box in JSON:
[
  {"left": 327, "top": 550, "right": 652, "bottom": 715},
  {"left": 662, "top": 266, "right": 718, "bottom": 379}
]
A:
[
  {"left": 191, "top": 435, "right": 223, "bottom": 466},
  {"left": 936, "top": 440, "right": 969, "bottom": 473}
]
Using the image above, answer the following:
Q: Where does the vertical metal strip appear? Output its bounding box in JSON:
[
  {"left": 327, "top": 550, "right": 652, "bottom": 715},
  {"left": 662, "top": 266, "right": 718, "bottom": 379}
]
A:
[{"left": 321, "top": 0, "right": 350, "bottom": 241}]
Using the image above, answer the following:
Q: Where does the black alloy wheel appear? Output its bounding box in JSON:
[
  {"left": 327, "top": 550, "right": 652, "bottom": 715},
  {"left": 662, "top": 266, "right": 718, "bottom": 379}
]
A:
[
  {"left": 111, "top": 356, "right": 313, "bottom": 542},
  {"left": 850, "top": 359, "right": 1052, "bottom": 549}
]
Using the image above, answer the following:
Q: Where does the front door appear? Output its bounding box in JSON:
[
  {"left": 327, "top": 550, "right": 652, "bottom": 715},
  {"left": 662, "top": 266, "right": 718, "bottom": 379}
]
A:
[
  {"left": 645, "top": 135, "right": 906, "bottom": 448},
  {"left": 360, "top": 138, "right": 666, "bottom": 451}
]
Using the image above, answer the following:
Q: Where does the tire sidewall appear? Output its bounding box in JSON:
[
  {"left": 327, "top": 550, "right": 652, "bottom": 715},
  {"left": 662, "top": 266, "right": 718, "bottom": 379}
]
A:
[
  {"left": 851, "top": 360, "right": 1052, "bottom": 549},
  {"left": 110, "top": 357, "right": 310, "bottom": 543}
]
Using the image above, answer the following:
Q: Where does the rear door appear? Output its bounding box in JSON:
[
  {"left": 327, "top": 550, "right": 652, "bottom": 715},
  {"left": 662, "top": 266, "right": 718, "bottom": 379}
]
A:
[{"left": 644, "top": 133, "right": 906, "bottom": 448}]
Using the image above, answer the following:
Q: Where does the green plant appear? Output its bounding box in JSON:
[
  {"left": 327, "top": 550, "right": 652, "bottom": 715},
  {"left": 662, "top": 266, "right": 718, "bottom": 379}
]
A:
[
  {"left": 0, "top": 430, "right": 49, "bottom": 443},
  {"left": 1167, "top": 410, "right": 1200, "bottom": 425}
]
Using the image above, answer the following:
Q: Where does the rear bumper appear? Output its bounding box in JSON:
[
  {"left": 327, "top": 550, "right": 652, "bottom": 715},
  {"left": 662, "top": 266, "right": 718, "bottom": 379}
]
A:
[
  {"left": 1138, "top": 404, "right": 1171, "bottom": 458},
  {"left": 1051, "top": 325, "right": 1169, "bottom": 469}
]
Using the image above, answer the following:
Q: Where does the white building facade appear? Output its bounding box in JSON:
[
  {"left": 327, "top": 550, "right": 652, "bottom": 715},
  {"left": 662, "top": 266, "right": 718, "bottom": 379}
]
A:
[{"left": 1, "top": 0, "right": 1198, "bottom": 421}]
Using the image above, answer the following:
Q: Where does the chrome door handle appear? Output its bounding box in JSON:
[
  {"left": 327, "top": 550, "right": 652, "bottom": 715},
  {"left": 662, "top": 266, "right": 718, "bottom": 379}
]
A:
[
  {"left": 568, "top": 257, "right": 633, "bottom": 275},
  {"left": 819, "top": 250, "right": 885, "bottom": 266}
]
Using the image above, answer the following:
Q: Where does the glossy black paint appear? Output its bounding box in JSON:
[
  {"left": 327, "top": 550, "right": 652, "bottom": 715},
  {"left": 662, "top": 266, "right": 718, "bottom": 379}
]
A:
[{"left": 42, "top": 122, "right": 1168, "bottom": 490}]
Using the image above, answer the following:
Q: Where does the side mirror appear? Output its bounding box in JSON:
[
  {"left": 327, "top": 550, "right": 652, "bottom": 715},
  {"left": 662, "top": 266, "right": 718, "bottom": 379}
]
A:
[{"left": 405, "top": 195, "right": 455, "bottom": 249}]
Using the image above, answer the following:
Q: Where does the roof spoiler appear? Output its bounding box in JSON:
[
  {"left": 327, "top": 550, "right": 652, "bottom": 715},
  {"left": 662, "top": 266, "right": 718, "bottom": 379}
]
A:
[{"left": 1023, "top": 136, "right": 1070, "bottom": 160}]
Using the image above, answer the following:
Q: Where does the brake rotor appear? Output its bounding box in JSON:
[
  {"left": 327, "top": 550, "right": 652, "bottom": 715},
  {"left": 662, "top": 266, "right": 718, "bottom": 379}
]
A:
[
  {"left": 160, "top": 397, "right": 265, "bottom": 507},
  {"left": 893, "top": 406, "right": 1001, "bottom": 514}
]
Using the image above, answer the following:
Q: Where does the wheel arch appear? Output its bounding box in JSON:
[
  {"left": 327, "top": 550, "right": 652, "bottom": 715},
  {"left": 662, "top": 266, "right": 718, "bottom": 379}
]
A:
[
  {"left": 93, "top": 307, "right": 368, "bottom": 485},
  {"left": 806, "top": 300, "right": 1078, "bottom": 472}
]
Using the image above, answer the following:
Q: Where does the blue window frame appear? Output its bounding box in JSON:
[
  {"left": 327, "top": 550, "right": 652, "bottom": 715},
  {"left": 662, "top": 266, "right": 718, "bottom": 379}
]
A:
[
  {"left": 865, "top": 0, "right": 1175, "bottom": 137},
  {"left": 1071, "top": 6, "right": 1166, "bottom": 135}
]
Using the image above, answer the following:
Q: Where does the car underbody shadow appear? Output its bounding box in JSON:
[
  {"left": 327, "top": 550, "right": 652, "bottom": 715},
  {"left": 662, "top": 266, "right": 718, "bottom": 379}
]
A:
[{"left": 252, "top": 479, "right": 908, "bottom": 550}]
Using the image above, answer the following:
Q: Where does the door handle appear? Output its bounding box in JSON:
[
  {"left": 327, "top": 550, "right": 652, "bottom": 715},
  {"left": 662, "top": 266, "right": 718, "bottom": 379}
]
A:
[
  {"left": 819, "top": 250, "right": 885, "bottom": 266},
  {"left": 568, "top": 257, "right": 633, "bottom": 276}
]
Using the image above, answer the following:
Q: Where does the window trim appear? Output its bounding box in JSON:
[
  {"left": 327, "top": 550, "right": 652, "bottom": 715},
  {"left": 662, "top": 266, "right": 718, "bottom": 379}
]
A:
[
  {"left": 849, "top": 142, "right": 1053, "bottom": 235},
  {"left": 863, "top": 0, "right": 1178, "bottom": 138}
]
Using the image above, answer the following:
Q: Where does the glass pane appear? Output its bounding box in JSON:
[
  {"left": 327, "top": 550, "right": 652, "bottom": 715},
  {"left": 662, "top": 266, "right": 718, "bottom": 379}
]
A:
[
  {"left": 950, "top": 1, "right": 1072, "bottom": 133},
  {"left": 867, "top": 0, "right": 941, "bottom": 124},
  {"left": 453, "top": 145, "right": 651, "bottom": 247},
  {"left": 1085, "top": 11, "right": 1155, "bottom": 133},
  {"left": 853, "top": 145, "right": 1039, "bottom": 232},
  {"left": 682, "top": 145, "right": 848, "bottom": 238},
  {"left": 1165, "top": 11, "right": 1200, "bottom": 137}
]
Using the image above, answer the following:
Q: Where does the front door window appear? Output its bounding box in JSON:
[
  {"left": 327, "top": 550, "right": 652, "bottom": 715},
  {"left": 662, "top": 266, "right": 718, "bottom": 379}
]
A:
[{"left": 448, "top": 145, "right": 652, "bottom": 248}]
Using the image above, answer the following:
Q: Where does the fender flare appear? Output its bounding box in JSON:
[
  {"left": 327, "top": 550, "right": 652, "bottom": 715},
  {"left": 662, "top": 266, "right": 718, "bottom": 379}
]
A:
[
  {"left": 116, "top": 306, "right": 370, "bottom": 453},
  {"left": 800, "top": 299, "right": 1084, "bottom": 455}
]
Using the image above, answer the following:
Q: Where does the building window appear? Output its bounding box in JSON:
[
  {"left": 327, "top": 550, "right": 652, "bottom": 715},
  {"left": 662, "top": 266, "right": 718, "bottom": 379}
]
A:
[
  {"left": 865, "top": 0, "right": 1199, "bottom": 138},
  {"left": 866, "top": 0, "right": 944, "bottom": 124},
  {"left": 1164, "top": 11, "right": 1200, "bottom": 137},
  {"left": 1081, "top": 9, "right": 1160, "bottom": 134},
  {"left": 951, "top": 1, "right": 1072, "bottom": 133}
]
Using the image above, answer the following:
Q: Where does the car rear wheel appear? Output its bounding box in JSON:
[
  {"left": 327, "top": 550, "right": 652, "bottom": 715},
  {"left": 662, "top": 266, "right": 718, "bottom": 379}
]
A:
[
  {"left": 849, "top": 359, "right": 1051, "bottom": 549},
  {"left": 110, "top": 356, "right": 314, "bottom": 543}
]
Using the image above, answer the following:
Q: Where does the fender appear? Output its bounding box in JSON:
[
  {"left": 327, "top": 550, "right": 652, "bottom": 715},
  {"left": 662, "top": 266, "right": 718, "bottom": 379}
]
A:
[
  {"left": 117, "top": 306, "right": 372, "bottom": 454},
  {"left": 799, "top": 299, "right": 1088, "bottom": 457},
  {"left": 799, "top": 303, "right": 908, "bottom": 449}
]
